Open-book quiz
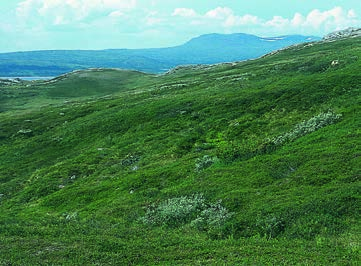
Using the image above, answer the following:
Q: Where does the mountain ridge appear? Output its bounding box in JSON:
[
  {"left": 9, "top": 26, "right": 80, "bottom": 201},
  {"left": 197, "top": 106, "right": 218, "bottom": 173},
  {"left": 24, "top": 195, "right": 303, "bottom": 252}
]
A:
[{"left": 0, "top": 32, "right": 320, "bottom": 76}]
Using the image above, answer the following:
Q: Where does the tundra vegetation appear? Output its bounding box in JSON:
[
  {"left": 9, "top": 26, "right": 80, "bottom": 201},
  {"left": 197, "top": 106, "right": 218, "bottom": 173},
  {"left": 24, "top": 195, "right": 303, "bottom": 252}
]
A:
[{"left": 0, "top": 37, "right": 360, "bottom": 265}]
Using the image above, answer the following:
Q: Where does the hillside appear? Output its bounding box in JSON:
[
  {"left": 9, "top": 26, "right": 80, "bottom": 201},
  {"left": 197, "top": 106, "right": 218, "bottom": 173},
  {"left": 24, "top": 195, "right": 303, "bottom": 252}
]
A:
[
  {"left": 0, "top": 33, "right": 319, "bottom": 77},
  {"left": 0, "top": 36, "right": 360, "bottom": 265}
]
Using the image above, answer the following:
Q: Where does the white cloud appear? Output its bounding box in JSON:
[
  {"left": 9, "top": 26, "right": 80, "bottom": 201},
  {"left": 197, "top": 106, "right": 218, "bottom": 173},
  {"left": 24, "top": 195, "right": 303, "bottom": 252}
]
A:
[
  {"left": 17, "top": 0, "right": 137, "bottom": 25},
  {"left": 8, "top": 2, "right": 361, "bottom": 51},
  {"left": 199, "top": 6, "right": 360, "bottom": 36},
  {"left": 205, "top": 7, "right": 233, "bottom": 19},
  {"left": 291, "top": 13, "right": 305, "bottom": 27},
  {"left": 54, "top": 15, "right": 65, "bottom": 25},
  {"left": 301, "top": 7, "right": 359, "bottom": 32},
  {"left": 108, "top": 10, "right": 124, "bottom": 17},
  {"left": 306, "top": 9, "right": 331, "bottom": 28},
  {"left": 265, "top": 16, "right": 289, "bottom": 28},
  {"left": 144, "top": 11, "right": 163, "bottom": 26},
  {"left": 348, "top": 9, "right": 357, "bottom": 18},
  {"left": 16, "top": 1, "right": 360, "bottom": 36},
  {"left": 16, "top": 0, "right": 40, "bottom": 18},
  {"left": 175, "top": 7, "right": 259, "bottom": 29},
  {"left": 172, "top": 8, "right": 197, "bottom": 17},
  {"left": 224, "top": 14, "right": 260, "bottom": 27},
  {"left": 145, "top": 16, "right": 162, "bottom": 26},
  {"left": 102, "top": 0, "right": 137, "bottom": 9}
]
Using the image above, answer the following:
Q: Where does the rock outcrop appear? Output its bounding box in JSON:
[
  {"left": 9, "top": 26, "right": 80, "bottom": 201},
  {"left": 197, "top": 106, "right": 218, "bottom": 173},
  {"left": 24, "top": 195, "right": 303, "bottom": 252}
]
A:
[{"left": 323, "top": 27, "right": 361, "bottom": 41}]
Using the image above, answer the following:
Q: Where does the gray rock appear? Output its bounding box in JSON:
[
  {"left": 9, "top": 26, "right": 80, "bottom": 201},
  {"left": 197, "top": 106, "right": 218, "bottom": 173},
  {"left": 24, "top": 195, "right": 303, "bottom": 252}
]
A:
[{"left": 323, "top": 27, "right": 361, "bottom": 41}]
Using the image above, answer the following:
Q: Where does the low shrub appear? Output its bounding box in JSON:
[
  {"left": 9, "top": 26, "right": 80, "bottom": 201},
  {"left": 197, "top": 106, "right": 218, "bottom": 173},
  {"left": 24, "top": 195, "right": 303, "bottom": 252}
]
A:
[
  {"left": 140, "top": 194, "right": 206, "bottom": 227},
  {"left": 271, "top": 110, "right": 342, "bottom": 146},
  {"left": 195, "top": 155, "right": 219, "bottom": 172},
  {"left": 140, "top": 194, "right": 234, "bottom": 237},
  {"left": 190, "top": 199, "right": 234, "bottom": 237},
  {"left": 255, "top": 215, "right": 285, "bottom": 240},
  {"left": 121, "top": 154, "right": 140, "bottom": 166}
]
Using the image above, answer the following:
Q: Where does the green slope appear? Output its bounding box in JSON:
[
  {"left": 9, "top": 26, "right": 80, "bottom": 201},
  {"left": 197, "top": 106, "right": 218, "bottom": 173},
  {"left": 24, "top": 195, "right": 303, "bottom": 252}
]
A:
[{"left": 0, "top": 37, "right": 360, "bottom": 265}]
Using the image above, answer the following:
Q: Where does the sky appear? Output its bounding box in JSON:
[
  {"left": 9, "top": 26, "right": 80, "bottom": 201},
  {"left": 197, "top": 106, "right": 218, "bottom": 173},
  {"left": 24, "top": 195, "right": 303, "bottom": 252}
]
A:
[{"left": 0, "top": 0, "right": 360, "bottom": 52}]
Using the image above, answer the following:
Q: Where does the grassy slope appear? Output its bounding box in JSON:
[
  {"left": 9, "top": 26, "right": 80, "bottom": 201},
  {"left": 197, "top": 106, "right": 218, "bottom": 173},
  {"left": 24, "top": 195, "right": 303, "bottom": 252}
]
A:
[{"left": 0, "top": 38, "right": 360, "bottom": 265}]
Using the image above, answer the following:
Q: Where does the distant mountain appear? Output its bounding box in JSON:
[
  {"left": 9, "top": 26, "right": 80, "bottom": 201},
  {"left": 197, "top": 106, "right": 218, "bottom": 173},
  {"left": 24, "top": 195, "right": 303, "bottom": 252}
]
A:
[{"left": 0, "top": 33, "right": 320, "bottom": 76}]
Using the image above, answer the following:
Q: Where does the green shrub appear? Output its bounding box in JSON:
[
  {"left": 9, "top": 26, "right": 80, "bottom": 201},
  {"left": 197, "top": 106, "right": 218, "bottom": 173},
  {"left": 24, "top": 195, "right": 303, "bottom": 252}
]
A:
[
  {"left": 140, "top": 194, "right": 234, "bottom": 236},
  {"left": 140, "top": 194, "right": 206, "bottom": 227},
  {"left": 190, "top": 199, "right": 234, "bottom": 237},
  {"left": 121, "top": 153, "right": 140, "bottom": 167},
  {"left": 271, "top": 110, "right": 342, "bottom": 146},
  {"left": 286, "top": 214, "right": 343, "bottom": 240},
  {"left": 218, "top": 110, "right": 343, "bottom": 163},
  {"left": 256, "top": 215, "right": 285, "bottom": 240},
  {"left": 195, "top": 155, "right": 219, "bottom": 172},
  {"left": 63, "top": 212, "right": 79, "bottom": 222}
]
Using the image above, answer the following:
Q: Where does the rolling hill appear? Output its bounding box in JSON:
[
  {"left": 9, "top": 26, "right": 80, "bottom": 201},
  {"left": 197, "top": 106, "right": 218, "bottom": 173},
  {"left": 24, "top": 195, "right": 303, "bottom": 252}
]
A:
[
  {"left": 0, "top": 35, "right": 360, "bottom": 264},
  {"left": 0, "top": 33, "right": 320, "bottom": 77}
]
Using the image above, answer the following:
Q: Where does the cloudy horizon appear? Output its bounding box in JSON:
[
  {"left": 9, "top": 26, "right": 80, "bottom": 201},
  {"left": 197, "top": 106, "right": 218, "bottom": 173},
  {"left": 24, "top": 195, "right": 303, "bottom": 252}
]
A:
[{"left": 0, "top": 0, "right": 360, "bottom": 52}]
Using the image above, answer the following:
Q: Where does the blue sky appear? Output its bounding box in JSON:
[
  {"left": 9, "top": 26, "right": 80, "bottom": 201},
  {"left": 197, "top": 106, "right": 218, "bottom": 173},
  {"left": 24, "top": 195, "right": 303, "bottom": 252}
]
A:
[{"left": 0, "top": 0, "right": 360, "bottom": 52}]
